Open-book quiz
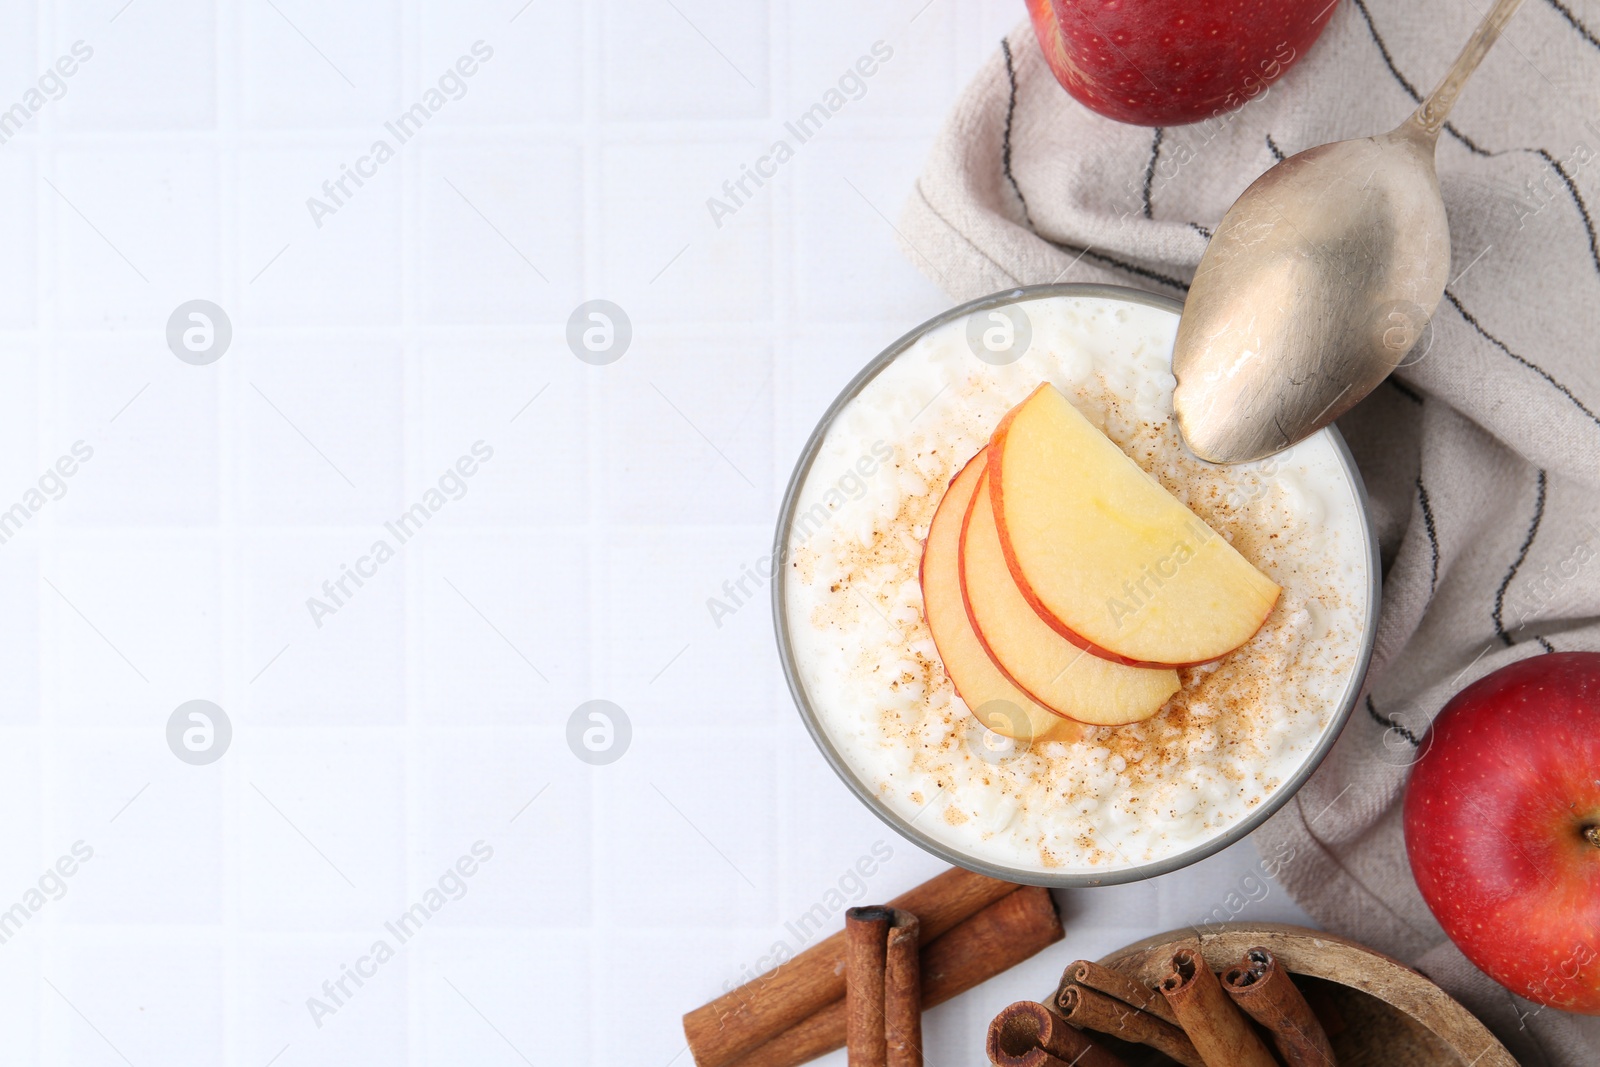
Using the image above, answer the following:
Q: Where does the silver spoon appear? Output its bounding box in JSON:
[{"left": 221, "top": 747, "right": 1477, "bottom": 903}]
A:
[{"left": 1172, "top": 0, "right": 1525, "bottom": 464}]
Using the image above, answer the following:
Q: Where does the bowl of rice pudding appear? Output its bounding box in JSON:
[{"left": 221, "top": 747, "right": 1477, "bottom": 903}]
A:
[{"left": 774, "top": 284, "right": 1378, "bottom": 886}]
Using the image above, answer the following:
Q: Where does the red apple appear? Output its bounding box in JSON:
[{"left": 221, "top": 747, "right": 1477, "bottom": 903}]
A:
[
  {"left": 1404, "top": 652, "right": 1600, "bottom": 1014},
  {"left": 1025, "top": 0, "right": 1337, "bottom": 127}
]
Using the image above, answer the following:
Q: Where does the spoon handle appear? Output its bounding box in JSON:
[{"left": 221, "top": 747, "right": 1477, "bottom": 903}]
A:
[{"left": 1410, "top": 0, "right": 1526, "bottom": 137}]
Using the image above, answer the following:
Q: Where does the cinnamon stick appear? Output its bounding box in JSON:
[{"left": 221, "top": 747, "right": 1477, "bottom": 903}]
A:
[
  {"left": 1222, "top": 948, "right": 1338, "bottom": 1067},
  {"left": 1158, "top": 946, "right": 1277, "bottom": 1067},
  {"left": 722, "top": 885, "right": 1064, "bottom": 1067},
  {"left": 987, "top": 1001, "right": 1127, "bottom": 1067},
  {"left": 683, "top": 868, "right": 1014, "bottom": 1067},
  {"left": 917, "top": 886, "right": 1062, "bottom": 1007},
  {"left": 883, "top": 911, "right": 921, "bottom": 1067},
  {"left": 845, "top": 907, "right": 891, "bottom": 1067},
  {"left": 1059, "top": 959, "right": 1180, "bottom": 1027},
  {"left": 1058, "top": 983, "right": 1205, "bottom": 1067}
]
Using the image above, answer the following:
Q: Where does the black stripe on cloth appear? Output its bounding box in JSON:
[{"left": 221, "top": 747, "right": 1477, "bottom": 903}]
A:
[
  {"left": 1265, "top": 134, "right": 1286, "bottom": 162},
  {"left": 1046, "top": 239, "right": 1193, "bottom": 292},
  {"left": 1537, "top": 635, "right": 1557, "bottom": 652},
  {"left": 1418, "top": 478, "right": 1440, "bottom": 595},
  {"left": 1187, "top": 221, "right": 1212, "bottom": 240},
  {"left": 1388, "top": 377, "right": 1425, "bottom": 405},
  {"left": 1142, "top": 128, "right": 1164, "bottom": 219},
  {"left": 1353, "top": 1, "right": 1600, "bottom": 278},
  {"left": 1366, "top": 694, "right": 1420, "bottom": 746},
  {"left": 1442, "top": 289, "right": 1600, "bottom": 432},
  {"left": 1535, "top": 148, "right": 1600, "bottom": 277},
  {"left": 1003, "top": 41, "right": 1190, "bottom": 293},
  {"left": 999, "top": 38, "right": 1037, "bottom": 231},
  {"left": 1544, "top": 0, "right": 1600, "bottom": 53},
  {"left": 1348, "top": 0, "right": 1490, "bottom": 156},
  {"left": 1493, "top": 469, "right": 1548, "bottom": 645}
]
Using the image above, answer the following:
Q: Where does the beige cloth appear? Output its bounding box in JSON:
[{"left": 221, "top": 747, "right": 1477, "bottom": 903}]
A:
[{"left": 901, "top": 3, "right": 1600, "bottom": 1062}]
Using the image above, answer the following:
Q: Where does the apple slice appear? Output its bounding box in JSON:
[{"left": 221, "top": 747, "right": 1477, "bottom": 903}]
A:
[
  {"left": 990, "top": 384, "right": 1280, "bottom": 668},
  {"left": 961, "top": 470, "right": 1180, "bottom": 726},
  {"left": 921, "top": 451, "right": 1086, "bottom": 744}
]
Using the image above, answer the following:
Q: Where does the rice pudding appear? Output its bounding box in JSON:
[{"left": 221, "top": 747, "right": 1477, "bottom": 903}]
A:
[{"left": 780, "top": 289, "right": 1372, "bottom": 878}]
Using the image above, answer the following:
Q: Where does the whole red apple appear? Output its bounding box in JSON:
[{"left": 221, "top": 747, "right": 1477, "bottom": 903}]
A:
[
  {"left": 1025, "top": 0, "right": 1337, "bottom": 126},
  {"left": 1404, "top": 651, "right": 1600, "bottom": 1014}
]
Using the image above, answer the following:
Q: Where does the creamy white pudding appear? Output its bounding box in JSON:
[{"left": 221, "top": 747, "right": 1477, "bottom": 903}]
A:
[{"left": 782, "top": 291, "right": 1370, "bottom": 877}]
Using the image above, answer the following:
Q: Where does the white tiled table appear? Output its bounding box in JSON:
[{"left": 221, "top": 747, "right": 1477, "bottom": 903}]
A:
[{"left": 0, "top": 1, "right": 1313, "bottom": 1063}]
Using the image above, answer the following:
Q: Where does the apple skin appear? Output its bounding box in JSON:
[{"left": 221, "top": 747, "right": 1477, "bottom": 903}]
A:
[
  {"left": 1025, "top": 0, "right": 1337, "bottom": 127},
  {"left": 987, "top": 389, "right": 1184, "bottom": 669},
  {"left": 958, "top": 469, "right": 1178, "bottom": 726},
  {"left": 1403, "top": 652, "right": 1600, "bottom": 1014},
  {"left": 986, "top": 385, "right": 1275, "bottom": 670},
  {"left": 918, "top": 449, "right": 1087, "bottom": 743}
]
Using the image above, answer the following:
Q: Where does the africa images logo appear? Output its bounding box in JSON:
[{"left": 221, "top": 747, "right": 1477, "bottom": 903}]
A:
[
  {"left": 304, "top": 41, "right": 495, "bottom": 229},
  {"left": 703, "top": 41, "right": 893, "bottom": 228},
  {"left": 306, "top": 841, "right": 494, "bottom": 1029},
  {"left": 304, "top": 442, "right": 494, "bottom": 628}
]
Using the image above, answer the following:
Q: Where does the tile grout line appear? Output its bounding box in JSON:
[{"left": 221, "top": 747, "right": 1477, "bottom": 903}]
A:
[
  {"left": 400, "top": 1, "right": 421, "bottom": 1062},
  {"left": 582, "top": 0, "right": 606, "bottom": 1060},
  {"left": 35, "top": 0, "right": 56, "bottom": 1056},
  {"left": 770, "top": 0, "right": 791, "bottom": 940},
  {"left": 217, "top": 0, "right": 242, "bottom": 1055}
]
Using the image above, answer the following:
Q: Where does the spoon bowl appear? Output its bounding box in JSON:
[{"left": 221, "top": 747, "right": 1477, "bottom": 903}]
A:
[
  {"left": 1172, "top": 0, "right": 1525, "bottom": 464},
  {"left": 1173, "top": 121, "right": 1449, "bottom": 462}
]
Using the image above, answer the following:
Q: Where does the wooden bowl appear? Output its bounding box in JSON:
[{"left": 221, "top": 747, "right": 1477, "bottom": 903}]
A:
[{"left": 1065, "top": 922, "right": 1514, "bottom": 1066}]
